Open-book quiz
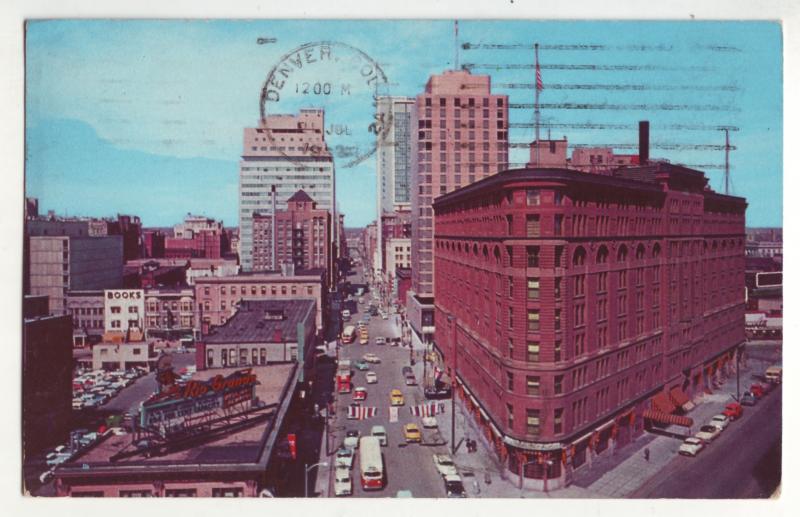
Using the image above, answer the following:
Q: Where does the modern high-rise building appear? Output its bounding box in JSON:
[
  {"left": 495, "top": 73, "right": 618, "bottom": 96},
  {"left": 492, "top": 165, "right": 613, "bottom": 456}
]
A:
[
  {"left": 432, "top": 155, "right": 747, "bottom": 489},
  {"left": 28, "top": 235, "right": 124, "bottom": 315},
  {"left": 407, "top": 69, "right": 509, "bottom": 345},
  {"left": 375, "top": 96, "right": 414, "bottom": 278},
  {"left": 239, "top": 109, "right": 335, "bottom": 271}
]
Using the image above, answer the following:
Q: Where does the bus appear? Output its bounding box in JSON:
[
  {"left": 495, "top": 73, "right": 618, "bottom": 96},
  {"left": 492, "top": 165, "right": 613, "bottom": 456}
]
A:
[
  {"left": 342, "top": 326, "right": 357, "bottom": 344},
  {"left": 358, "top": 436, "right": 384, "bottom": 490}
]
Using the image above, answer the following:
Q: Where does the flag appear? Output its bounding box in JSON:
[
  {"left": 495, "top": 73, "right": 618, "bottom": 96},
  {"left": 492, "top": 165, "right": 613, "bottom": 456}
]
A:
[{"left": 535, "top": 55, "right": 544, "bottom": 91}]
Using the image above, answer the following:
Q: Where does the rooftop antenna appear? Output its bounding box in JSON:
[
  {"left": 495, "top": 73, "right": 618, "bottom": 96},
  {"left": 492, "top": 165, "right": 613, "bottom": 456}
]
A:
[{"left": 454, "top": 20, "right": 459, "bottom": 70}]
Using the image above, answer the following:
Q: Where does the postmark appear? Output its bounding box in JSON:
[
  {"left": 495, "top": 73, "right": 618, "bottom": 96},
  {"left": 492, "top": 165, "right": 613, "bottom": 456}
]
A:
[{"left": 259, "top": 41, "right": 391, "bottom": 168}]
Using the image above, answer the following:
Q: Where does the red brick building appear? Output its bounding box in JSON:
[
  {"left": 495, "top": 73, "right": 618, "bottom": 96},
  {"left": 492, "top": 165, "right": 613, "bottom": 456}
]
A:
[
  {"left": 251, "top": 190, "right": 333, "bottom": 287},
  {"left": 433, "top": 162, "right": 746, "bottom": 489},
  {"left": 164, "top": 215, "right": 230, "bottom": 259}
]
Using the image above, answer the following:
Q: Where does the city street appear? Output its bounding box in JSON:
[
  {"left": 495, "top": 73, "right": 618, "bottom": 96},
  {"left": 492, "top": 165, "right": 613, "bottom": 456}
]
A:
[{"left": 322, "top": 263, "right": 452, "bottom": 498}]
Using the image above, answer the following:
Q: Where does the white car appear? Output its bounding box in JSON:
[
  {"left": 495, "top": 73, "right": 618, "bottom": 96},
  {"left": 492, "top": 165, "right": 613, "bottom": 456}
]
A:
[
  {"left": 709, "top": 414, "right": 729, "bottom": 431},
  {"left": 381, "top": 312, "right": 389, "bottom": 320},
  {"left": 433, "top": 453, "right": 458, "bottom": 477},
  {"left": 365, "top": 371, "right": 378, "bottom": 384},
  {"left": 679, "top": 437, "right": 705, "bottom": 456},
  {"left": 344, "top": 429, "right": 360, "bottom": 449},
  {"left": 46, "top": 452, "right": 72, "bottom": 467},
  {"left": 422, "top": 416, "right": 438, "bottom": 429},
  {"left": 335, "top": 447, "right": 355, "bottom": 469},
  {"left": 695, "top": 425, "right": 722, "bottom": 443},
  {"left": 375, "top": 337, "right": 386, "bottom": 346},
  {"left": 334, "top": 467, "right": 353, "bottom": 496}
]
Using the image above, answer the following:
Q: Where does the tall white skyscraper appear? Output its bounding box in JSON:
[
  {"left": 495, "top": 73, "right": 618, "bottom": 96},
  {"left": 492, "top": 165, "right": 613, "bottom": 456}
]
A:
[{"left": 239, "top": 109, "right": 335, "bottom": 271}]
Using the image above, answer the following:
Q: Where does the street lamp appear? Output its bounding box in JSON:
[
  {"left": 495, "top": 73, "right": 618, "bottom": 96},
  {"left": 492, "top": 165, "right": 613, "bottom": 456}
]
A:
[{"left": 304, "top": 461, "right": 329, "bottom": 498}]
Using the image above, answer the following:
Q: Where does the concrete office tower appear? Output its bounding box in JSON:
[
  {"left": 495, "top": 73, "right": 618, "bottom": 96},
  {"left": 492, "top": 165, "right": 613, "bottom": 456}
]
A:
[
  {"left": 407, "top": 70, "right": 509, "bottom": 345},
  {"left": 375, "top": 96, "right": 414, "bottom": 277},
  {"left": 239, "top": 109, "right": 335, "bottom": 271},
  {"left": 29, "top": 235, "right": 124, "bottom": 315}
]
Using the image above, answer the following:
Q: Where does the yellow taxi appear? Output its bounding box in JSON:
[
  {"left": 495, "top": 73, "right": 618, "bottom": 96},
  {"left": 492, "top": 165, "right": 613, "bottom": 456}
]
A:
[
  {"left": 359, "top": 329, "right": 369, "bottom": 345},
  {"left": 390, "top": 389, "right": 404, "bottom": 406},
  {"left": 403, "top": 423, "right": 422, "bottom": 443}
]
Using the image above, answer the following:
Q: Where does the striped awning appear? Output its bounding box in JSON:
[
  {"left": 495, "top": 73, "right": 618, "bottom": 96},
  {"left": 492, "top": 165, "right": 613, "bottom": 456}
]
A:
[{"left": 642, "top": 410, "right": 693, "bottom": 427}]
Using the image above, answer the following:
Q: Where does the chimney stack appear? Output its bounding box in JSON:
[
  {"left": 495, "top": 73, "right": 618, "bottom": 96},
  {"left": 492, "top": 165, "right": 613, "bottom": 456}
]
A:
[{"left": 638, "top": 120, "right": 650, "bottom": 164}]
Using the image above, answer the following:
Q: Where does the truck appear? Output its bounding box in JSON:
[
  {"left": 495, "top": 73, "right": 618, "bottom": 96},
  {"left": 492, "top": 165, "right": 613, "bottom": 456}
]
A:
[
  {"left": 337, "top": 359, "right": 352, "bottom": 394},
  {"left": 765, "top": 365, "right": 782, "bottom": 384}
]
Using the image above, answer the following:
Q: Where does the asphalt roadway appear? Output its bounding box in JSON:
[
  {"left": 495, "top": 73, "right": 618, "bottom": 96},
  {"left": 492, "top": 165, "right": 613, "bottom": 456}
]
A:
[
  {"left": 632, "top": 384, "right": 782, "bottom": 498},
  {"left": 326, "top": 266, "right": 450, "bottom": 498}
]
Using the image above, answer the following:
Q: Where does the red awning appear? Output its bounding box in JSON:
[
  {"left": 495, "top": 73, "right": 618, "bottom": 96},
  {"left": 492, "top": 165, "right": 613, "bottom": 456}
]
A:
[
  {"left": 651, "top": 392, "right": 675, "bottom": 414},
  {"left": 643, "top": 410, "right": 693, "bottom": 427},
  {"left": 669, "top": 387, "right": 690, "bottom": 407}
]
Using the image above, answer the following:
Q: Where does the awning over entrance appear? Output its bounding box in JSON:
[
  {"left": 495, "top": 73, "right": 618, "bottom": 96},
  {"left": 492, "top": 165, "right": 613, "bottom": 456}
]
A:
[
  {"left": 642, "top": 410, "right": 693, "bottom": 427},
  {"left": 651, "top": 392, "right": 675, "bottom": 414},
  {"left": 669, "top": 386, "right": 695, "bottom": 412}
]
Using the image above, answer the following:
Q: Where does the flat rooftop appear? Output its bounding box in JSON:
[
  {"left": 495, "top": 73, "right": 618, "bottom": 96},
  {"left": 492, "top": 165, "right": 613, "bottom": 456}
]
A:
[
  {"left": 65, "top": 363, "right": 296, "bottom": 468},
  {"left": 204, "top": 299, "right": 315, "bottom": 345}
]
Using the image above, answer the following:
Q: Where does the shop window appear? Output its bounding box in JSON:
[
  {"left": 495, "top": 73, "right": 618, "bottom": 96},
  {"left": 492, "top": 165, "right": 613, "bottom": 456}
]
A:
[
  {"left": 120, "top": 490, "right": 153, "bottom": 497},
  {"left": 212, "top": 488, "right": 244, "bottom": 497},
  {"left": 165, "top": 489, "right": 197, "bottom": 497}
]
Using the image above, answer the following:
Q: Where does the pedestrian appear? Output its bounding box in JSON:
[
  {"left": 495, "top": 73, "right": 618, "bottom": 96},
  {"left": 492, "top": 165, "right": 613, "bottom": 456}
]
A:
[{"left": 644, "top": 447, "right": 650, "bottom": 461}]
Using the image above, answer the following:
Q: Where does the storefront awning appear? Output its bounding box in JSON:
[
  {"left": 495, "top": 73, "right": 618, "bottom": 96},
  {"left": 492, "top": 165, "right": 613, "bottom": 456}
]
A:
[
  {"left": 642, "top": 410, "right": 693, "bottom": 427},
  {"left": 651, "top": 392, "right": 675, "bottom": 414}
]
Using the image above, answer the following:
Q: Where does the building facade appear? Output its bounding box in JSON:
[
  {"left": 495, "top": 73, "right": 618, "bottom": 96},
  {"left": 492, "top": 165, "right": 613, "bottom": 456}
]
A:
[
  {"left": 143, "top": 287, "right": 198, "bottom": 340},
  {"left": 408, "top": 69, "right": 509, "bottom": 344},
  {"left": 165, "top": 214, "right": 230, "bottom": 259},
  {"left": 239, "top": 109, "right": 335, "bottom": 271},
  {"left": 92, "top": 341, "right": 156, "bottom": 371},
  {"left": 194, "top": 269, "right": 326, "bottom": 333},
  {"left": 251, "top": 190, "right": 333, "bottom": 287},
  {"left": 104, "top": 289, "right": 145, "bottom": 339},
  {"left": 29, "top": 235, "right": 123, "bottom": 315},
  {"left": 66, "top": 290, "right": 105, "bottom": 347},
  {"left": 23, "top": 296, "right": 73, "bottom": 457},
  {"left": 432, "top": 164, "right": 746, "bottom": 488}
]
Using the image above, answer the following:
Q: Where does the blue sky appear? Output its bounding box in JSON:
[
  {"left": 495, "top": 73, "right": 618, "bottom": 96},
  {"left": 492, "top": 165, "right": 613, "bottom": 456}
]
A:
[{"left": 25, "top": 19, "right": 782, "bottom": 227}]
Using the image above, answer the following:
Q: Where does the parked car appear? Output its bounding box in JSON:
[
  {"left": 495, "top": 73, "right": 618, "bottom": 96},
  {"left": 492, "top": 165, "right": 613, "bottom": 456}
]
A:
[
  {"left": 353, "top": 387, "right": 368, "bottom": 402},
  {"left": 334, "top": 467, "right": 353, "bottom": 496},
  {"left": 750, "top": 384, "right": 765, "bottom": 399},
  {"left": 709, "top": 414, "right": 729, "bottom": 431},
  {"left": 38, "top": 468, "right": 55, "bottom": 484},
  {"left": 433, "top": 453, "right": 458, "bottom": 477},
  {"left": 741, "top": 391, "right": 757, "bottom": 406},
  {"left": 390, "top": 389, "right": 405, "bottom": 406},
  {"left": 371, "top": 425, "right": 388, "bottom": 446},
  {"left": 344, "top": 430, "right": 360, "bottom": 449},
  {"left": 444, "top": 474, "right": 467, "bottom": 497},
  {"left": 365, "top": 371, "right": 378, "bottom": 384},
  {"left": 678, "top": 437, "right": 704, "bottom": 457},
  {"left": 695, "top": 425, "right": 721, "bottom": 443},
  {"left": 363, "top": 353, "right": 381, "bottom": 364},
  {"left": 335, "top": 446, "right": 355, "bottom": 469},
  {"left": 419, "top": 417, "right": 437, "bottom": 429},
  {"left": 375, "top": 337, "right": 386, "bottom": 346},
  {"left": 723, "top": 402, "right": 743, "bottom": 420},
  {"left": 424, "top": 386, "right": 452, "bottom": 400},
  {"left": 404, "top": 374, "right": 417, "bottom": 386},
  {"left": 403, "top": 423, "right": 422, "bottom": 443}
]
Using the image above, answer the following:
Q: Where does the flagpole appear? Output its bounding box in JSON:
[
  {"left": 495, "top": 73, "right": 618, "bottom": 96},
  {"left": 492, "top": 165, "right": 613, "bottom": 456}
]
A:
[
  {"left": 454, "top": 20, "right": 459, "bottom": 70},
  {"left": 535, "top": 42, "right": 541, "bottom": 168}
]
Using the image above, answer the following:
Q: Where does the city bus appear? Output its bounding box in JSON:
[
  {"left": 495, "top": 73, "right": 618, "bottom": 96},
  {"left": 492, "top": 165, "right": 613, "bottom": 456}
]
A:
[
  {"left": 342, "top": 325, "right": 357, "bottom": 344},
  {"left": 358, "top": 436, "right": 384, "bottom": 490}
]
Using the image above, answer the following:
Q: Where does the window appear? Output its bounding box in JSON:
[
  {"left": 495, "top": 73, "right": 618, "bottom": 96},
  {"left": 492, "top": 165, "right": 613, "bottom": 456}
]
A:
[
  {"left": 554, "top": 215, "right": 563, "bottom": 236},
  {"left": 129, "top": 306, "right": 138, "bottom": 313},
  {"left": 554, "top": 340, "right": 562, "bottom": 361},
  {"left": 204, "top": 287, "right": 210, "bottom": 296},
  {"left": 526, "top": 189, "right": 541, "bottom": 206},
  {"left": 271, "top": 286, "right": 277, "bottom": 295},
  {"left": 252, "top": 348, "right": 258, "bottom": 365},
  {"left": 526, "top": 246, "right": 540, "bottom": 267},
  {"left": 133, "top": 348, "right": 142, "bottom": 355},
  {"left": 526, "top": 409, "right": 541, "bottom": 436},
  {"left": 165, "top": 489, "right": 197, "bottom": 497},
  {"left": 260, "top": 348, "right": 267, "bottom": 365},
  {"left": 221, "top": 349, "right": 228, "bottom": 367},
  {"left": 507, "top": 403, "right": 515, "bottom": 428},
  {"left": 527, "top": 278, "right": 540, "bottom": 299},
  {"left": 554, "top": 408, "right": 564, "bottom": 434},
  {"left": 526, "top": 376, "right": 541, "bottom": 395},
  {"left": 554, "top": 375, "right": 563, "bottom": 394},
  {"left": 555, "top": 246, "right": 564, "bottom": 267},
  {"left": 307, "top": 286, "right": 313, "bottom": 295},
  {"left": 281, "top": 286, "right": 287, "bottom": 295},
  {"left": 554, "top": 309, "right": 561, "bottom": 330},
  {"left": 526, "top": 214, "right": 541, "bottom": 237},
  {"left": 527, "top": 309, "right": 540, "bottom": 331},
  {"left": 212, "top": 488, "right": 244, "bottom": 497},
  {"left": 508, "top": 307, "right": 514, "bottom": 329},
  {"left": 598, "top": 272, "right": 608, "bottom": 292},
  {"left": 527, "top": 341, "right": 540, "bottom": 362},
  {"left": 207, "top": 349, "right": 214, "bottom": 367},
  {"left": 554, "top": 277, "right": 562, "bottom": 299},
  {"left": 506, "top": 371, "right": 514, "bottom": 390},
  {"left": 111, "top": 306, "right": 121, "bottom": 314},
  {"left": 120, "top": 490, "right": 153, "bottom": 497},
  {"left": 574, "top": 274, "right": 585, "bottom": 296}
]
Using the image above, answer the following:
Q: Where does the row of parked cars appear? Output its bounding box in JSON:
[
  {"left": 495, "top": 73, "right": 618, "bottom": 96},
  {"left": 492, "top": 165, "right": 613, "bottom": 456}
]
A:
[
  {"left": 679, "top": 367, "right": 781, "bottom": 457},
  {"left": 40, "top": 427, "right": 128, "bottom": 483},
  {"left": 71, "top": 367, "right": 147, "bottom": 410}
]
